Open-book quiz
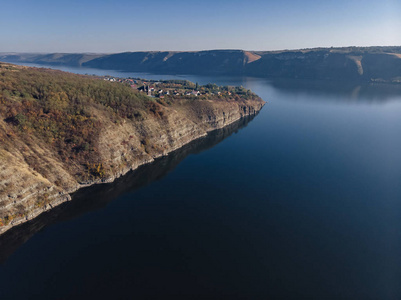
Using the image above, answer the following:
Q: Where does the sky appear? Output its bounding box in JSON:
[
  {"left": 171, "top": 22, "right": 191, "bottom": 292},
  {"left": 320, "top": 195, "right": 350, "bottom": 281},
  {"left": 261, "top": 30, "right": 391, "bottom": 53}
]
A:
[{"left": 1, "top": 0, "right": 400, "bottom": 53}]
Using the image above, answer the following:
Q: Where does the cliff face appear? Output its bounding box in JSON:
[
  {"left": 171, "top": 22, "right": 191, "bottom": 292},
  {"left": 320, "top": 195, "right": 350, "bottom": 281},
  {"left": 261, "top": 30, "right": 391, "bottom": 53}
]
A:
[
  {"left": 0, "top": 115, "right": 257, "bottom": 262},
  {"left": 0, "top": 64, "right": 265, "bottom": 234}
]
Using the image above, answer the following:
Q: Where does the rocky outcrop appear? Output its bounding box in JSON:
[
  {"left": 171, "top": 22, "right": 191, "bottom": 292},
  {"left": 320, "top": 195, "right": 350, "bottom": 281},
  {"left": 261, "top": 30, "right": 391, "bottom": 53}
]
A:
[{"left": 0, "top": 97, "right": 265, "bottom": 235}]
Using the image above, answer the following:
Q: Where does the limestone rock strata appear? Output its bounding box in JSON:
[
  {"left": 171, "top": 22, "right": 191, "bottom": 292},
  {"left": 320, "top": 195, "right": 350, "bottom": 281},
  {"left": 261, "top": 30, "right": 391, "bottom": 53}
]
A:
[{"left": 0, "top": 99, "right": 264, "bottom": 234}]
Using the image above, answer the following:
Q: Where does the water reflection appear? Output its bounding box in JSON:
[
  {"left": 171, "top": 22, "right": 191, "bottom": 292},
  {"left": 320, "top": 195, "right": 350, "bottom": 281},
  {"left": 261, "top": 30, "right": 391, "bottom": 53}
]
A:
[
  {"left": 1, "top": 64, "right": 401, "bottom": 298},
  {"left": 270, "top": 79, "right": 401, "bottom": 102},
  {"left": 0, "top": 115, "right": 256, "bottom": 263}
]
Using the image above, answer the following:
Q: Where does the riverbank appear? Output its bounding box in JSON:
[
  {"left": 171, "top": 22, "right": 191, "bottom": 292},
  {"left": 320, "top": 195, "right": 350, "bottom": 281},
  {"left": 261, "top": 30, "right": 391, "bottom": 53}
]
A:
[
  {"left": 0, "top": 114, "right": 259, "bottom": 262},
  {"left": 0, "top": 63, "right": 265, "bottom": 234},
  {"left": 0, "top": 103, "right": 263, "bottom": 235}
]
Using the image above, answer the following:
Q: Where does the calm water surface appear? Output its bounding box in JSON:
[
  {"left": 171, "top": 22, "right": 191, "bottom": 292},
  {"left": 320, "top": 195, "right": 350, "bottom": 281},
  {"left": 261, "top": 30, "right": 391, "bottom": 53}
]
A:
[{"left": 1, "top": 64, "right": 401, "bottom": 299}]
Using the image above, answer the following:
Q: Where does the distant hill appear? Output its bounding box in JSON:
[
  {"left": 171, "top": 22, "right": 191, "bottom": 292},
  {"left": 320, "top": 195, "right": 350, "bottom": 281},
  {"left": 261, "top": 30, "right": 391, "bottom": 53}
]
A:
[
  {"left": 2, "top": 47, "right": 401, "bottom": 82},
  {"left": 0, "top": 53, "right": 103, "bottom": 66},
  {"left": 83, "top": 50, "right": 249, "bottom": 75}
]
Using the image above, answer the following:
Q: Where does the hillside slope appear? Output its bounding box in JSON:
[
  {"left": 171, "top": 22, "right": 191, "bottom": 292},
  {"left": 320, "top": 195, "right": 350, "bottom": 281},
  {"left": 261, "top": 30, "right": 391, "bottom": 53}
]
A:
[{"left": 0, "top": 63, "right": 265, "bottom": 234}]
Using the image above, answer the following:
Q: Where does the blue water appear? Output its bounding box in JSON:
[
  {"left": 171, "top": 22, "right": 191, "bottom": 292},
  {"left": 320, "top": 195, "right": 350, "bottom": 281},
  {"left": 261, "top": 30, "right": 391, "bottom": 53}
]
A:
[{"left": 1, "top": 64, "right": 401, "bottom": 299}]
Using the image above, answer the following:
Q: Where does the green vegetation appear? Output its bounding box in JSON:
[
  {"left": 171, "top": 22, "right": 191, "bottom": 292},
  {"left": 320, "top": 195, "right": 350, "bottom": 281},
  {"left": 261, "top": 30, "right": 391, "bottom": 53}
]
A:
[
  {"left": 0, "top": 64, "right": 152, "bottom": 175},
  {"left": 0, "top": 63, "right": 260, "bottom": 180},
  {"left": 0, "top": 63, "right": 264, "bottom": 230}
]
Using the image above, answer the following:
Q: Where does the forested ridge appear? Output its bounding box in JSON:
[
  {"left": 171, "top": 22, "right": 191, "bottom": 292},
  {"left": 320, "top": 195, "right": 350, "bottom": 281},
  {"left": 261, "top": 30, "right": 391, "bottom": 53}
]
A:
[{"left": 0, "top": 63, "right": 150, "bottom": 175}]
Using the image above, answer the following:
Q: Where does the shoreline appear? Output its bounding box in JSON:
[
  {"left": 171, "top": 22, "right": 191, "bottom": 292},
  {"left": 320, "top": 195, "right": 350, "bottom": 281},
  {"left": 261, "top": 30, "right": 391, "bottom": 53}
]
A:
[{"left": 0, "top": 105, "right": 264, "bottom": 236}]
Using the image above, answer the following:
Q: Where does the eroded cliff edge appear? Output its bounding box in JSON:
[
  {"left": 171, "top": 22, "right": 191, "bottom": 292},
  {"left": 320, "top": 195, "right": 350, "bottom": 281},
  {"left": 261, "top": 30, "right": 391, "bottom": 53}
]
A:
[
  {"left": 0, "top": 115, "right": 257, "bottom": 262},
  {"left": 0, "top": 63, "right": 265, "bottom": 234}
]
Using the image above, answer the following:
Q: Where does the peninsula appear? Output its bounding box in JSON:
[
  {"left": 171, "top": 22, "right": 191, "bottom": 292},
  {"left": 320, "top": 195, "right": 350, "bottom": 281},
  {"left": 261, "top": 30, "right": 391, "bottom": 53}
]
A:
[{"left": 0, "top": 63, "right": 265, "bottom": 234}]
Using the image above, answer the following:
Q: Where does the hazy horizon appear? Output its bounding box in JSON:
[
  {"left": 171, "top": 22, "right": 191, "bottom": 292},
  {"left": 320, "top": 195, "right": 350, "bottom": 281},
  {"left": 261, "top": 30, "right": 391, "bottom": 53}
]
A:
[
  {"left": 2, "top": 0, "right": 401, "bottom": 53},
  {"left": 2, "top": 44, "right": 401, "bottom": 55}
]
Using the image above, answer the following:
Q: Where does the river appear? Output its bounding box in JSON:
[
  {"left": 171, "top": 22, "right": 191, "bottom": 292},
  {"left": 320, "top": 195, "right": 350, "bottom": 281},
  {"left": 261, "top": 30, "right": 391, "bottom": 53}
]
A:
[{"left": 1, "top": 63, "right": 401, "bottom": 299}]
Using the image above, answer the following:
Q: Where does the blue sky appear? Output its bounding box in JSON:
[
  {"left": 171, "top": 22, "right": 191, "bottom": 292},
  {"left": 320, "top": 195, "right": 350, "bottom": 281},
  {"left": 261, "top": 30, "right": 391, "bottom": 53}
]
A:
[{"left": 1, "top": 0, "right": 400, "bottom": 52}]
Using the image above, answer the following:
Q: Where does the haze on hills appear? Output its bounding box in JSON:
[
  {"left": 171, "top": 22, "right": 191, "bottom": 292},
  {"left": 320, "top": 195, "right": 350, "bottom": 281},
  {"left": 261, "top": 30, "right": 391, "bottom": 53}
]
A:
[{"left": 2, "top": 47, "right": 401, "bottom": 83}]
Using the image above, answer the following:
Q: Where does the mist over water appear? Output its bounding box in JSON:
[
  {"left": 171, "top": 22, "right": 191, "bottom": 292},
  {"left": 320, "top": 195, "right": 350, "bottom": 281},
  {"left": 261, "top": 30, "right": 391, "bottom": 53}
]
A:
[{"left": 1, "top": 64, "right": 401, "bottom": 299}]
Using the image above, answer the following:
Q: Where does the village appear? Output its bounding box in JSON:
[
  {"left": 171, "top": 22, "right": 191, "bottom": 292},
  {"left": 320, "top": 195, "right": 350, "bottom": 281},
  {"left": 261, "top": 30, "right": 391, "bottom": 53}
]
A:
[{"left": 101, "top": 75, "right": 246, "bottom": 100}]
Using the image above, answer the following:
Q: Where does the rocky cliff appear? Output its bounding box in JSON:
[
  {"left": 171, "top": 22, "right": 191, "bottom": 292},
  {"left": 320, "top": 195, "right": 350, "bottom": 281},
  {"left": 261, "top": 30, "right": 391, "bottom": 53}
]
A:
[
  {"left": 0, "top": 115, "right": 257, "bottom": 261},
  {"left": 0, "top": 63, "right": 265, "bottom": 234}
]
